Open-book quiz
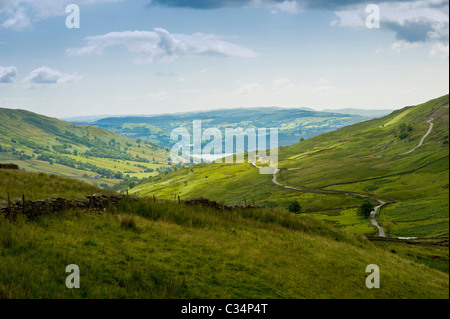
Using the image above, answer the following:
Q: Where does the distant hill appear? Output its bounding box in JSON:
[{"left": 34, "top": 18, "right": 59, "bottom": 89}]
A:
[
  {"left": 131, "top": 95, "right": 449, "bottom": 238},
  {"left": 82, "top": 107, "right": 370, "bottom": 149},
  {"left": 322, "top": 108, "right": 394, "bottom": 118},
  {"left": 0, "top": 101, "right": 448, "bottom": 299},
  {"left": 60, "top": 114, "right": 117, "bottom": 124},
  {"left": 0, "top": 108, "right": 172, "bottom": 188}
]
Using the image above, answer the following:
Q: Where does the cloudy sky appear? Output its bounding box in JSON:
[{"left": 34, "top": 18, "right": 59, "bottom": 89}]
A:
[{"left": 0, "top": 0, "right": 448, "bottom": 118}]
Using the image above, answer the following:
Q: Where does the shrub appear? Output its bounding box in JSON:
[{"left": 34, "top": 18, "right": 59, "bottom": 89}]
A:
[
  {"left": 358, "top": 200, "right": 375, "bottom": 218},
  {"left": 287, "top": 201, "right": 302, "bottom": 214}
]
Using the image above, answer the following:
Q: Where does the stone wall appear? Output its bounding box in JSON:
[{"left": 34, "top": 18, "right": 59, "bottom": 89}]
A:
[
  {"left": 0, "top": 193, "right": 130, "bottom": 218},
  {"left": 0, "top": 194, "right": 263, "bottom": 219},
  {"left": 0, "top": 163, "right": 19, "bottom": 170},
  {"left": 181, "top": 196, "right": 264, "bottom": 211}
]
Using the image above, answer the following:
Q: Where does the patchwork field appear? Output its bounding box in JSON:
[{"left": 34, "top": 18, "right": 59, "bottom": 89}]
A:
[{"left": 0, "top": 108, "right": 172, "bottom": 189}]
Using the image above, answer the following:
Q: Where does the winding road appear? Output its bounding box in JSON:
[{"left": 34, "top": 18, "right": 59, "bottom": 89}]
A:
[
  {"left": 365, "top": 198, "right": 386, "bottom": 238},
  {"left": 400, "top": 119, "right": 434, "bottom": 155},
  {"left": 270, "top": 167, "right": 388, "bottom": 237},
  {"left": 252, "top": 115, "right": 439, "bottom": 238}
]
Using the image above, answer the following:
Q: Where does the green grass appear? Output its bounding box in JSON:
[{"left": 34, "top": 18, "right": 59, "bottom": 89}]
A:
[
  {"left": 0, "top": 169, "right": 107, "bottom": 201},
  {"left": 0, "top": 199, "right": 448, "bottom": 298},
  {"left": 1, "top": 96, "right": 448, "bottom": 299},
  {"left": 0, "top": 107, "right": 171, "bottom": 188},
  {"left": 311, "top": 208, "right": 377, "bottom": 236},
  {"left": 372, "top": 241, "right": 449, "bottom": 273},
  {"left": 132, "top": 95, "right": 449, "bottom": 239}
]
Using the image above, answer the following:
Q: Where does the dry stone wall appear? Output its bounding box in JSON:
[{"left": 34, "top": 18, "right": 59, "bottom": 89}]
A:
[
  {"left": 0, "top": 164, "right": 19, "bottom": 170},
  {"left": 181, "top": 197, "right": 264, "bottom": 211},
  {"left": 0, "top": 193, "right": 130, "bottom": 218}
]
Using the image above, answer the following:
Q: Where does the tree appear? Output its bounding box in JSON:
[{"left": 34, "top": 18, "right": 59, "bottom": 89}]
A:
[
  {"left": 399, "top": 123, "right": 413, "bottom": 140},
  {"left": 358, "top": 200, "right": 375, "bottom": 218},
  {"left": 287, "top": 201, "right": 302, "bottom": 214}
]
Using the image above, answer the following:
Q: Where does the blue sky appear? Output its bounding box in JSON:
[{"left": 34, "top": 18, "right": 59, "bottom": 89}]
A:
[{"left": 0, "top": 0, "right": 448, "bottom": 118}]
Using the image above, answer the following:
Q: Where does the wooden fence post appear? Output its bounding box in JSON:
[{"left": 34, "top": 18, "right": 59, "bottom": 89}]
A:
[
  {"left": 153, "top": 195, "right": 156, "bottom": 203},
  {"left": 244, "top": 198, "right": 247, "bottom": 206},
  {"left": 178, "top": 195, "right": 181, "bottom": 204},
  {"left": 22, "top": 194, "right": 25, "bottom": 215}
]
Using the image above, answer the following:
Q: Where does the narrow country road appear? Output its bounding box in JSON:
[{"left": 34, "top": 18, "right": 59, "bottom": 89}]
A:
[
  {"left": 270, "top": 169, "right": 387, "bottom": 237},
  {"left": 362, "top": 198, "right": 386, "bottom": 238},
  {"left": 251, "top": 115, "right": 441, "bottom": 238},
  {"left": 253, "top": 161, "right": 388, "bottom": 237},
  {"left": 400, "top": 119, "right": 434, "bottom": 155},
  {"left": 370, "top": 200, "right": 386, "bottom": 237}
]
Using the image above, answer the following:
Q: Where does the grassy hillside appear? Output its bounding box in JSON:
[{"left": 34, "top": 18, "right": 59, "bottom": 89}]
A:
[
  {"left": 0, "top": 108, "right": 172, "bottom": 189},
  {"left": 0, "top": 169, "right": 108, "bottom": 201},
  {"left": 131, "top": 95, "right": 449, "bottom": 238},
  {"left": 0, "top": 197, "right": 448, "bottom": 298}
]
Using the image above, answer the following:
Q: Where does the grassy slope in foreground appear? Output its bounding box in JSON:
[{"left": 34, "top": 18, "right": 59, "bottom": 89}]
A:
[
  {"left": 0, "top": 108, "right": 171, "bottom": 188},
  {"left": 0, "top": 169, "right": 109, "bottom": 201},
  {"left": 0, "top": 196, "right": 448, "bottom": 299},
  {"left": 131, "top": 95, "right": 449, "bottom": 238}
]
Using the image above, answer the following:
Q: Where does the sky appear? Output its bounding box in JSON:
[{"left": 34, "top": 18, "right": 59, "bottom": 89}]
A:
[{"left": 0, "top": 0, "right": 449, "bottom": 118}]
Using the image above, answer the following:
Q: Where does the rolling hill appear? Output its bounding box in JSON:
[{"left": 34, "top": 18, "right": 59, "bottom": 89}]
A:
[
  {"left": 0, "top": 169, "right": 448, "bottom": 298},
  {"left": 0, "top": 108, "right": 172, "bottom": 188},
  {"left": 0, "top": 104, "right": 448, "bottom": 298},
  {"left": 130, "top": 95, "right": 449, "bottom": 238},
  {"left": 80, "top": 107, "right": 370, "bottom": 150}
]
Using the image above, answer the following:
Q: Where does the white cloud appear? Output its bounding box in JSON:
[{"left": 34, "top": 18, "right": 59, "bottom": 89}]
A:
[
  {"left": 390, "top": 40, "right": 422, "bottom": 54},
  {"left": 0, "top": 0, "right": 122, "bottom": 30},
  {"left": 237, "top": 82, "right": 265, "bottom": 95},
  {"left": 23, "top": 66, "right": 82, "bottom": 86},
  {"left": 1, "top": 6, "right": 30, "bottom": 30},
  {"left": 0, "top": 65, "right": 17, "bottom": 83},
  {"left": 331, "top": 0, "right": 449, "bottom": 48},
  {"left": 430, "top": 42, "right": 449, "bottom": 58},
  {"left": 66, "top": 28, "right": 257, "bottom": 63},
  {"left": 270, "top": 1, "right": 302, "bottom": 14},
  {"left": 272, "top": 78, "right": 295, "bottom": 89},
  {"left": 330, "top": 8, "right": 365, "bottom": 28},
  {"left": 147, "top": 91, "right": 170, "bottom": 99},
  {"left": 311, "top": 78, "right": 334, "bottom": 92}
]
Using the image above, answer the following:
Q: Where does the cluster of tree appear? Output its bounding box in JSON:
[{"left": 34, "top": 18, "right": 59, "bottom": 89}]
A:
[
  {"left": 285, "top": 200, "right": 302, "bottom": 214},
  {"left": 13, "top": 138, "right": 50, "bottom": 153},
  {"left": 0, "top": 145, "right": 32, "bottom": 160},
  {"left": 52, "top": 144, "right": 72, "bottom": 155},
  {"left": 84, "top": 148, "right": 149, "bottom": 163},
  {"left": 11, "top": 149, "right": 32, "bottom": 160},
  {"left": 134, "top": 163, "right": 155, "bottom": 173},
  {"left": 398, "top": 123, "right": 413, "bottom": 140},
  {"left": 37, "top": 152, "right": 122, "bottom": 179}
]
